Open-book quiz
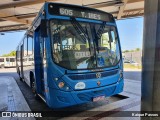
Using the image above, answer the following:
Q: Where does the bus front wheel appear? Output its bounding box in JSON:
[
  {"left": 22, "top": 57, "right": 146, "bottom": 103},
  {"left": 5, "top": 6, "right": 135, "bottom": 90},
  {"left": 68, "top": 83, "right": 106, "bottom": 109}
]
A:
[
  {"left": 17, "top": 67, "right": 22, "bottom": 81},
  {"left": 30, "top": 75, "right": 40, "bottom": 100}
]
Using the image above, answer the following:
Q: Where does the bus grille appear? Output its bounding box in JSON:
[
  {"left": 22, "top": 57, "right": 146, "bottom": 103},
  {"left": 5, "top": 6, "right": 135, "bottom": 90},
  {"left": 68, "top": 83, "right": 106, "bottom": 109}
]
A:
[
  {"left": 68, "top": 70, "right": 118, "bottom": 80},
  {"left": 77, "top": 86, "right": 116, "bottom": 102}
]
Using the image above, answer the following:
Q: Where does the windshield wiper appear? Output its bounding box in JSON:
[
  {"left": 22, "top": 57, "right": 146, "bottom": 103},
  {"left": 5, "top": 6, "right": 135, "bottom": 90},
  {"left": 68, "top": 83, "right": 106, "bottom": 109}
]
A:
[
  {"left": 71, "top": 17, "right": 89, "bottom": 42},
  {"left": 94, "top": 21, "right": 106, "bottom": 52},
  {"left": 70, "top": 17, "right": 92, "bottom": 54}
]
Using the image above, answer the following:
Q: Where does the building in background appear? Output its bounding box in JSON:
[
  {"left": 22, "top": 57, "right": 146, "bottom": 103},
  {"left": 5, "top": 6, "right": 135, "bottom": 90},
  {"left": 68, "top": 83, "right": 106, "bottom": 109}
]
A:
[{"left": 122, "top": 51, "right": 142, "bottom": 64}]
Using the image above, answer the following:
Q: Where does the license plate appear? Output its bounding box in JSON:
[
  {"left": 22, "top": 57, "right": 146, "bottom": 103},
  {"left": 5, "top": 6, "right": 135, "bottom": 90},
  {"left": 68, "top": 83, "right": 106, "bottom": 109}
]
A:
[{"left": 93, "top": 95, "right": 105, "bottom": 102}]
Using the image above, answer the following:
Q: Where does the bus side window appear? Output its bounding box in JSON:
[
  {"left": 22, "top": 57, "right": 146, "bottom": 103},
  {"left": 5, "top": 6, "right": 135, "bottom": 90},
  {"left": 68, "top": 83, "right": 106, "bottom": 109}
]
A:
[
  {"left": 24, "top": 37, "right": 28, "bottom": 57},
  {"left": 16, "top": 50, "right": 18, "bottom": 61},
  {"left": 0, "top": 58, "right": 4, "bottom": 62},
  {"left": 16, "top": 46, "right": 20, "bottom": 62},
  {"left": 18, "top": 46, "right": 20, "bottom": 62},
  {"left": 6, "top": 58, "right": 9, "bottom": 62},
  {"left": 40, "top": 37, "right": 44, "bottom": 58},
  {"left": 28, "top": 36, "right": 33, "bottom": 55},
  {"left": 10, "top": 58, "right": 15, "bottom": 62}
]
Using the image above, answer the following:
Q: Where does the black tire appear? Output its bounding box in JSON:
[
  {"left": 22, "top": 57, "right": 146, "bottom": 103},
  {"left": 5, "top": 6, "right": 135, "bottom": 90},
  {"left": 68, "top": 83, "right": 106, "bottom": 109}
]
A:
[
  {"left": 30, "top": 75, "right": 40, "bottom": 100},
  {"left": 17, "top": 67, "right": 20, "bottom": 75},
  {"left": 17, "top": 67, "right": 23, "bottom": 81},
  {"left": 34, "top": 91, "right": 40, "bottom": 100},
  {"left": 19, "top": 77, "right": 22, "bottom": 81}
]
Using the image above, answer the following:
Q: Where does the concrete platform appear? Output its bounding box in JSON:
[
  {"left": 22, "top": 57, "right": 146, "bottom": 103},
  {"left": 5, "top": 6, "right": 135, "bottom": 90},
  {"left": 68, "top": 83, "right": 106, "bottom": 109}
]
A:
[{"left": 0, "top": 76, "right": 35, "bottom": 120}]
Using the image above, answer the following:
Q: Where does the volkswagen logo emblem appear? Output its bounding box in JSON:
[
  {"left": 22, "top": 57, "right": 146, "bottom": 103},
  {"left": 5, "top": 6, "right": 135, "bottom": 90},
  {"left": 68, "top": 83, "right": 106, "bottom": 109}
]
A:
[{"left": 96, "top": 73, "right": 101, "bottom": 79}]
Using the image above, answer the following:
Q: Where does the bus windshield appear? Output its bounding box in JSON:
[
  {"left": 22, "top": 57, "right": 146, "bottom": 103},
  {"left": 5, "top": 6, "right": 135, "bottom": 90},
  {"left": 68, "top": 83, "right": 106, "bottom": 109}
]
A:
[{"left": 50, "top": 19, "right": 120, "bottom": 70}]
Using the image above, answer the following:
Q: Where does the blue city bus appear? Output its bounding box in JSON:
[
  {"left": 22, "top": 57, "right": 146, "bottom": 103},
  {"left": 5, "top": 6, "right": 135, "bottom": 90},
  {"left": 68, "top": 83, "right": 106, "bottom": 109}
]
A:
[{"left": 16, "top": 2, "right": 124, "bottom": 109}]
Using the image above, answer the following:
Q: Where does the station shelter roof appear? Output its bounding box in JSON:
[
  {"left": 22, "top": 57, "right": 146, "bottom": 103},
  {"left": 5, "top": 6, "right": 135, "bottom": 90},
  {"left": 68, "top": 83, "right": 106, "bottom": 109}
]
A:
[{"left": 0, "top": 0, "right": 144, "bottom": 32}]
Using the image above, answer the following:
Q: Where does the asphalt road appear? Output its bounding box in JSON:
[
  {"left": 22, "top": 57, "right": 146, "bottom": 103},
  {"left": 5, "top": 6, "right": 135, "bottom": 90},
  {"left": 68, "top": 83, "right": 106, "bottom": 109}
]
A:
[{"left": 124, "top": 71, "right": 141, "bottom": 81}]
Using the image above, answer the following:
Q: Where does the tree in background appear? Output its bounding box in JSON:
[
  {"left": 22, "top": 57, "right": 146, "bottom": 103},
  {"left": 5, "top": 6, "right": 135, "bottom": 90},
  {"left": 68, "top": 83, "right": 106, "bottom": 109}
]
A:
[
  {"left": 135, "top": 48, "right": 140, "bottom": 51},
  {"left": 123, "top": 48, "right": 141, "bottom": 53},
  {"left": 123, "top": 50, "right": 130, "bottom": 53},
  {"left": 1, "top": 51, "right": 16, "bottom": 57}
]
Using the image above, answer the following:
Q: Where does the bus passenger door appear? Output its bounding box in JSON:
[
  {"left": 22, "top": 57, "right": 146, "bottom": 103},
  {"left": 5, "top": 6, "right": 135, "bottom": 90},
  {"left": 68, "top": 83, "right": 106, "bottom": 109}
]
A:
[
  {"left": 34, "top": 29, "right": 46, "bottom": 97},
  {"left": 39, "top": 36, "right": 45, "bottom": 96}
]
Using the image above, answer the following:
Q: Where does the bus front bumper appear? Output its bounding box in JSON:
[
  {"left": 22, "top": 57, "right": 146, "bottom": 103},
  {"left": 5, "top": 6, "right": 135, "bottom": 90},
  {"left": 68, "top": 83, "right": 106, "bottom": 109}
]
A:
[{"left": 48, "top": 80, "right": 124, "bottom": 109}]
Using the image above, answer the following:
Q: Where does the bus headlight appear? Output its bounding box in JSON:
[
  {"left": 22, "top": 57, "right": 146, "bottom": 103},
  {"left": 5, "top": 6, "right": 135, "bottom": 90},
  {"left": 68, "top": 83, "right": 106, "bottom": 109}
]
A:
[
  {"left": 56, "top": 80, "right": 72, "bottom": 91},
  {"left": 53, "top": 76, "right": 72, "bottom": 91},
  {"left": 58, "top": 82, "right": 65, "bottom": 88},
  {"left": 118, "top": 70, "right": 123, "bottom": 81}
]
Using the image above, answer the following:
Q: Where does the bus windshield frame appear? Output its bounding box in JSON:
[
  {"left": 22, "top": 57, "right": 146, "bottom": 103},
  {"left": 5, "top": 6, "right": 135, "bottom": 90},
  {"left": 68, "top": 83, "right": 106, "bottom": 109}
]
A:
[{"left": 50, "top": 18, "right": 121, "bottom": 70}]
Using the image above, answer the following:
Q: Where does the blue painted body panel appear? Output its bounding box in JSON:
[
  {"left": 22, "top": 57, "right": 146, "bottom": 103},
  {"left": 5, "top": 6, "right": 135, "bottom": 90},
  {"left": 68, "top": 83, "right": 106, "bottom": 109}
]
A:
[
  {"left": 47, "top": 80, "right": 123, "bottom": 108},
  {"left": 32, "top": 2, "right": 124, "bottom": 108}
]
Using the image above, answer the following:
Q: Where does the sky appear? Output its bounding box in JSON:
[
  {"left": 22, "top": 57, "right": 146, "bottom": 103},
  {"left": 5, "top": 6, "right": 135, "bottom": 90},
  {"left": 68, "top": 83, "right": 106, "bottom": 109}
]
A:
[
  {"left": 0, "top": 31, "right": 25, "bottom": 56},
  {"left": 0, "top": 17, "right": 143, "bottom": 56},
  {"left": 116, "top": 17, "right": 143, "bottom": 51}
]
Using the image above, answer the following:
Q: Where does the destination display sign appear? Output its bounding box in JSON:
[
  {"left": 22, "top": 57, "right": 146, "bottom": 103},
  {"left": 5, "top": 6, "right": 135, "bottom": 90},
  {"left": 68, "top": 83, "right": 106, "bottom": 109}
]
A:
[{"left": 48, "top": 3, "right": 114, "bottom": 22}]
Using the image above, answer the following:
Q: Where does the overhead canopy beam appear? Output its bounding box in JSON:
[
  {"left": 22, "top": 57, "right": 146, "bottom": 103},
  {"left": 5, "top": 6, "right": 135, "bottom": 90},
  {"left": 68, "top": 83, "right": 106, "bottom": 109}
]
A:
[
  {"left": 0, "top": 12, "right": 32, "bottom": 24},
  {"left": 85, "top": 0, "right": 144, "bottom": 8},
  {"left": 117, "top": 0, "right": 128, "bottom": 19},
  {"left": 128, "top": 0, "right": 144, "bottom": 4},
  {"left": 0, "top": 12, "right": 38, "bottom": 19},
  {"left": 0, "top": 0, "right": 59, "bottom": 24},
  {"left": 124, "top": 8, "right": 143, "bottom": 13},
  {"left": 110, "top": 8, "right": 144, "bottom": 14},
  {"left": 0, "top": 24, "right": 28, "bottom": 32},
  {"left": 0, "top": 0, "right": 58, "bottom": 10},
  {"left": 84, "top": 0, "right": 123, "bottom": 8},
  {"left": 0, "top": 19, "right": 5, "bottom": 22},
  {"left": 111, "top": 7, "right": 144, "bottom": 19},
  {"left": 16, "top": 13, "right": 38, "bottom": 19},
  {"left": 122, "top": 13, "right": 144, "bottom": 18}
]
